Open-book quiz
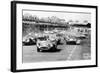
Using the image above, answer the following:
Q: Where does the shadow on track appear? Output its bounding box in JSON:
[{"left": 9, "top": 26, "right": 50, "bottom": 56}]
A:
[{"left": 41, "top": 48, "right": 62, "bottom": 53}]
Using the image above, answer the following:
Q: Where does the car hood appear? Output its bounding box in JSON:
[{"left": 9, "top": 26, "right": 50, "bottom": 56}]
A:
[{"left": 37, "top": 40, "right": 51, "bottom": 44}]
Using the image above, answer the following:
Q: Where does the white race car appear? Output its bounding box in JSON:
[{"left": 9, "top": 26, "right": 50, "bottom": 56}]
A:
[{"left": 36, "top": 37, "right": 57, "bottom": 52}]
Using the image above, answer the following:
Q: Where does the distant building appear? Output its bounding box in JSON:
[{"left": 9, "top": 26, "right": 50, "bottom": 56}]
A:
[
  {"left": 70, "top": 23, "right": 91, "bottom": 35},
  {"left": 23, "top": 21, "right": 69, "bottom": 31}
]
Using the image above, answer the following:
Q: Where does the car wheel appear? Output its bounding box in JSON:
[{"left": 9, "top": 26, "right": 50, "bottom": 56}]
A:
[
  {"left": 37, "top": 47, "right": 41, "bottom": 52},
  {"left": 57, "top": 40, "right": 61, "bottom": 45},
  {"left": 52, "top": 45, "right": 57, "bottom": 51}
]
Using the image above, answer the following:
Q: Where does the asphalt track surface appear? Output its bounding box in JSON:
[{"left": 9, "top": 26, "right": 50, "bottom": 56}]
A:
[{"left": 23, "top": 41, "right": 91, "bottom": 63}]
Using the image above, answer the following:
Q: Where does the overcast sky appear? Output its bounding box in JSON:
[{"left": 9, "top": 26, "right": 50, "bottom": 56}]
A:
[{"left": 23, "top": 10, "right": 91, "bottom": 23}]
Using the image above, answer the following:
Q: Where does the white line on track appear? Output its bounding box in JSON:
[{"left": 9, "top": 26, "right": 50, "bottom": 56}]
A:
[{"left": 67, "top": 46, "right": 77, "bottom": 60}]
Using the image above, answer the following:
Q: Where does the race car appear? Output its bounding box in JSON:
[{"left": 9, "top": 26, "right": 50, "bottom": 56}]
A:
[
  {"left": 65, "top": 35, "right": 81, "bottom": 45},
  {"left": 49, "top": 34, "right": 61, "bottom": 45},
  {"left": 23, "top": 37, "right": 36, "bottom": 46},
  {"left": 36, "top": 37, "right": 57, "bottom": 52}
]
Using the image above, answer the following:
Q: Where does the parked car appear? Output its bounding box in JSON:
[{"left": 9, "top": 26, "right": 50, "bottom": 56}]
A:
[{"left": 36, "top": 37, "right": 57, "bottom": 52}]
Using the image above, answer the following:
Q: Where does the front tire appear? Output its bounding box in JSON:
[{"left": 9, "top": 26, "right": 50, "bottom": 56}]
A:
[
  {"left": 51, "top": 45, "right": 57, "bottom": 51},
  {"left": 37, "top": 47, "right": 41, "bottom": 52}
]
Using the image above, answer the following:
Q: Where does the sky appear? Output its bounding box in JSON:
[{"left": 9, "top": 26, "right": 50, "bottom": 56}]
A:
[{"left": 23, "top": 10, "right": 91, "bottom": 23}]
